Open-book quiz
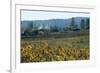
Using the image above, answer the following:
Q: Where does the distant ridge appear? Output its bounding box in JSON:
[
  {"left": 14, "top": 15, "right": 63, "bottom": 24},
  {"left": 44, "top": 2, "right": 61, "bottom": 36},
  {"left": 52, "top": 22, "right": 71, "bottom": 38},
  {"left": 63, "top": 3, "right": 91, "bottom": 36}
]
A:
[{"left": 21, "top": 17, "right": 89, "bottom": 33}]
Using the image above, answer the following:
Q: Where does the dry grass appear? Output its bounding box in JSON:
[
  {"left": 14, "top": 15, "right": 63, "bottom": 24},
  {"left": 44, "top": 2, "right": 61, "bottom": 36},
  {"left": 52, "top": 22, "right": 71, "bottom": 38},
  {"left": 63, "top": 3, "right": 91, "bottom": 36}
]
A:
[{"left": 21, "top": 35, "right": 89, "bottom": 63}]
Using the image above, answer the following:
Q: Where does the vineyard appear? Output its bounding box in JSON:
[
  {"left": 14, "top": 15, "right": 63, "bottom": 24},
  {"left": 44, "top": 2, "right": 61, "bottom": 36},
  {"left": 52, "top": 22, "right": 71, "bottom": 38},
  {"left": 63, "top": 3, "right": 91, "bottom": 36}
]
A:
[{"left": 21, "top": 35, "right": 89, "bottom": 63}]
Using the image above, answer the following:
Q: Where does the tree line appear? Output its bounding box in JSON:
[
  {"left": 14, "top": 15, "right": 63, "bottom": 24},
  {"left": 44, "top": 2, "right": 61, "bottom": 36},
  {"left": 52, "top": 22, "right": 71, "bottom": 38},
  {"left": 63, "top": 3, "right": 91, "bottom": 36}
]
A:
[{"left": 21, "top": 17, "right": 90, "bottom": 36}]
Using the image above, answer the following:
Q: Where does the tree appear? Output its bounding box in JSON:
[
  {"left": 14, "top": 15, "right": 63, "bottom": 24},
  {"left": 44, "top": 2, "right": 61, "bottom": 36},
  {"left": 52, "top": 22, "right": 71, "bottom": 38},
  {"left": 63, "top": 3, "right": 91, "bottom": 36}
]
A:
[
  {"left": 23, "top": 22, "right": 39, "bottom": 36},
  {"left": 80, "top": 19, "right": 85, "bottom": 30},
  {"left": 70, "top": 18, "right": 75, "bottom": 30},
  {"left": 86, "top": 18, "right": 90, "bottom": 29},
  {"left": 24, "top": 22, "right": 33, "bottom": 36},
  {"left": 53, "top": 25, "right": 59, "bottom": 32},
  {"left": 50, "top": 25, "right": 59, "bottom": 32},
  {"left": 32, "top": 23, "right": 39, "bottom": 31},
  {"left": 70, "top": 17, "right": 78, "bottom": 30},
  {"left": 63, "top": 25, "right": 71, "bottom": 31}
]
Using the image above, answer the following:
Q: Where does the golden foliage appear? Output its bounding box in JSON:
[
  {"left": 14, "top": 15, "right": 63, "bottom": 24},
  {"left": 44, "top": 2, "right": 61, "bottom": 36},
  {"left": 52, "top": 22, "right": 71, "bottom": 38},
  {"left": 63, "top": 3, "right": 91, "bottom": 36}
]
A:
[{"left": 21, "top": 41, "right": 89, "bottom": 63}]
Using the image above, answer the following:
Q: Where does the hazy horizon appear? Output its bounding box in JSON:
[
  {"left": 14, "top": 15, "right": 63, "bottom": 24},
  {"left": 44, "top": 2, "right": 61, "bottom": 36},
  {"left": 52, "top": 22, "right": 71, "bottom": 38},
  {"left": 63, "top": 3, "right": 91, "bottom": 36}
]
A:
[{"left": 21, "top": 10, "right": 90, "bottom": 21}]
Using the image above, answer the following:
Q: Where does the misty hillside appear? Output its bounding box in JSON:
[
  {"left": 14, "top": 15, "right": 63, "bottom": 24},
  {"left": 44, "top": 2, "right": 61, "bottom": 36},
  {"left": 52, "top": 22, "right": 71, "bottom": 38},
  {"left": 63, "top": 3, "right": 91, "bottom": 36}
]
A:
[{"left": 21, "top": 17, "right": 89, "bottom": 33}]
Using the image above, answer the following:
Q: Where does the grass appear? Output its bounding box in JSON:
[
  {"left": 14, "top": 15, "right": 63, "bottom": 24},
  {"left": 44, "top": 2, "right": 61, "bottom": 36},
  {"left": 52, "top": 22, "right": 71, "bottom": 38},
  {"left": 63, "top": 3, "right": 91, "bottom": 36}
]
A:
[{"left": 21, "top": 34, "right": 89, "bottom": 63}]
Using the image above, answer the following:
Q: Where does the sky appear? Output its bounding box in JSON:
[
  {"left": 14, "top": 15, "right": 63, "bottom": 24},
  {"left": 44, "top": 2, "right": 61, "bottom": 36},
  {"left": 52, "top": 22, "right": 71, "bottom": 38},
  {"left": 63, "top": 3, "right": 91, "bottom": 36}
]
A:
[{"left": 21, "top": 10, "right": 90, "bottom": 21}]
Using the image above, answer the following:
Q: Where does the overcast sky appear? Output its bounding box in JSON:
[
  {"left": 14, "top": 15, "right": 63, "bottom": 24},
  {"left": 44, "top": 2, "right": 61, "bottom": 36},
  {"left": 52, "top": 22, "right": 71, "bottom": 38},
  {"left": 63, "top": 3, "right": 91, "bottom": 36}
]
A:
[{"left": 21, "top": 10, "right": 90, "bottom": 21}]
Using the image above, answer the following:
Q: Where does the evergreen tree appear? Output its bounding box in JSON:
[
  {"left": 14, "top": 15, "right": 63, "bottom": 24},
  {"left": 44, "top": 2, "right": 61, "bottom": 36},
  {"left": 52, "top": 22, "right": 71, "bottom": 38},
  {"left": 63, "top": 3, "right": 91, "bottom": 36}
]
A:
[
  {"left": 54, "top": 25, "right": 59, "bottom": 32},
  {"left": 70, "top": 17, "right": 78, "bottom": 30},
  {"left": 70, "top": 18, "right": 75, "bottom": 30},
  {"left": 80, "top": 19, "right": 85, "bottom": 30},
  {"left": 86, "top": 18, "right": 90, "bottom": 29}
]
